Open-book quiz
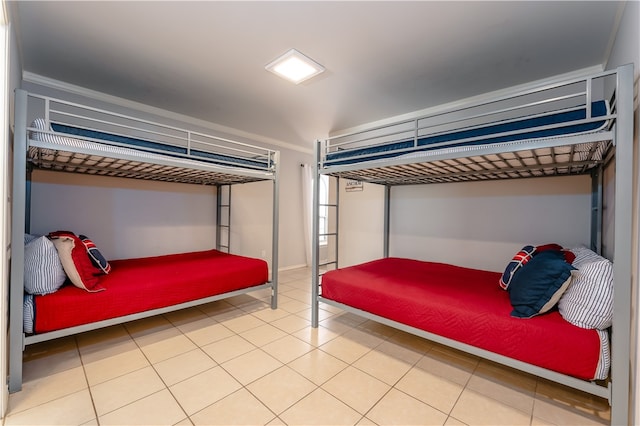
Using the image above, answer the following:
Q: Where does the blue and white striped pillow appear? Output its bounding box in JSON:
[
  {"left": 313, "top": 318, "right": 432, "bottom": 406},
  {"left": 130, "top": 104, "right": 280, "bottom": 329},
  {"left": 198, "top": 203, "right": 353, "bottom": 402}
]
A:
[
  {"left": 24, "top": 235, "right": 67, "bottom": 295},
  {"left": 558, "top": 247, "right": 613, "bottom": 330}
]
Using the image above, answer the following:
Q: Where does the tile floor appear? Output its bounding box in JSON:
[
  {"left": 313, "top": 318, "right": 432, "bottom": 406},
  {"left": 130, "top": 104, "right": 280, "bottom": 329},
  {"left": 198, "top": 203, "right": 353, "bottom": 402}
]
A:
[{"left": 4, "top": 267, "right": 610, "bottom": 425}]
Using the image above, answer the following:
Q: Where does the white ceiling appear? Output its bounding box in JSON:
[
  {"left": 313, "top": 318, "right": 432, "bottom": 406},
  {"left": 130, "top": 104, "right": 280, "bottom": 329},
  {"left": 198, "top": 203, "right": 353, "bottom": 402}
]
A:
[{"left": 10, "top": 1, "right": 624, "bottom": 150}]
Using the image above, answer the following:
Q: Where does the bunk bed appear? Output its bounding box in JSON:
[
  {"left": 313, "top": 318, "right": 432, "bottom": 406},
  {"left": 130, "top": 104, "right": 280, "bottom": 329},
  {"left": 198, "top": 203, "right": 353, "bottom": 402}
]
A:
[
  {"left": 311, "top": 64, "right": 634, "bottom": 425},
  {"left": 10, "top": 89, "right": 281, "bottom": 393}
]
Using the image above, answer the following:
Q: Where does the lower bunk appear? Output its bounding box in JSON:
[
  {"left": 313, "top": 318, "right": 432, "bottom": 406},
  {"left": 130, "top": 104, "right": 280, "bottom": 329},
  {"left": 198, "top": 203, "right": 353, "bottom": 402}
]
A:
[
  {"left": 315, "top": 251, "right": 612, "bottom": 401},
  {"left": 24, "top": 248, "right": 269, "bottom": 337}
]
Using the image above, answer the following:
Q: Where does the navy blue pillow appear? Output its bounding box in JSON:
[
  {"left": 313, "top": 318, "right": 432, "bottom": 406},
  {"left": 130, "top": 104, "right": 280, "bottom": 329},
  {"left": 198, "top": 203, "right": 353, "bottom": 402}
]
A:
[{"left": 508, "top": 250, "right": 575, "bottom": 318}]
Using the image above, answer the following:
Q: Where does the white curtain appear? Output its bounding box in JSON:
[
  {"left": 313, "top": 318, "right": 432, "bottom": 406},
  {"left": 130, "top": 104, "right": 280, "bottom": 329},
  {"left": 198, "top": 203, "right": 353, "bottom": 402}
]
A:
[{"left": 301, "top": 164, "right": 313, "bottom": 266}]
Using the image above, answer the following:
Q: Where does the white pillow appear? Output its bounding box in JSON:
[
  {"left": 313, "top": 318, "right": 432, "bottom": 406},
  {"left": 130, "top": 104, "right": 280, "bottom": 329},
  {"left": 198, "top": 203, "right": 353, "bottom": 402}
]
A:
[
  {"left": 559, "top": 247, "right": 613, "bottom": 330},
  {"left": 24, "top": 236, "right": 67, "bottom": 295}
]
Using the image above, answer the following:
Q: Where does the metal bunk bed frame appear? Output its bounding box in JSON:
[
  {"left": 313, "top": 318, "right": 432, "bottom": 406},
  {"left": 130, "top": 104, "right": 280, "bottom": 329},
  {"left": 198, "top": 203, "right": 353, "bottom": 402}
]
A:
[
  {"left": 9, "top": 89, "right": 281, "bottom": 393},
  {"left": 311, "top": 64, "right": 634, "bottom": 425}
]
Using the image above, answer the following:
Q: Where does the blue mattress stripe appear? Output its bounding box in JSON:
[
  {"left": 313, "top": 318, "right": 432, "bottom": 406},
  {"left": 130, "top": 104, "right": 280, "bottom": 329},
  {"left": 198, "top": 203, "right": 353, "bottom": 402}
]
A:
[
  {"left": 50, "top": 123, "right": 270, "bottom": 169},
  {"left": 326, "top": 101, "right": 608, "bottom": 166}
]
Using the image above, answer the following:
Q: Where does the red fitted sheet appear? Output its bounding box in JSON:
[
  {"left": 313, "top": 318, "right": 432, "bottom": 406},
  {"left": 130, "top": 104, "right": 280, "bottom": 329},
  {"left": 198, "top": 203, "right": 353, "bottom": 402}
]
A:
[
  {"left": 321, "top": 257, "right": 604, "bottom": 380},
  {"left": 33, "top": 249, "right": 268, "bottom": 334}
]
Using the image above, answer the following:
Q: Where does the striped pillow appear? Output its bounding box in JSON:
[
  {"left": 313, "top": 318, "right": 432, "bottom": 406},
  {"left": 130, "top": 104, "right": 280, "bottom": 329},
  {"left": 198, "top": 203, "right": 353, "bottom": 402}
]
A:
[
  {"left": 559, "top": 248, "right": 613, "bottom": 330},
  {"left": 24, "top": 236, "right": 67, "bottom": 295}
]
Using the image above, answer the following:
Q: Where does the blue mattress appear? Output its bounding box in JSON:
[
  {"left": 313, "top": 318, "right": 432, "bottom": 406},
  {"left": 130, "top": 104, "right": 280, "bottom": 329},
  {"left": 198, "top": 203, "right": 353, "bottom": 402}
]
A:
[
  {"left": 50, "top": 123, "right": 270, "bottom": 170},
  {"left": 326, "top": 101, "right": 609, "bottom": 166}
]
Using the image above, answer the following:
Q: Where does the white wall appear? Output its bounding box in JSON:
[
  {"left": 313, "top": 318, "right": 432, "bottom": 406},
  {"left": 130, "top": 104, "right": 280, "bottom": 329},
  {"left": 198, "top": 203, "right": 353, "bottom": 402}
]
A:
[
  {"left": 390, "top": 175, "right": 591, "bottom": 272},
  {"left": 337, "top": 180, "right": 385, "bottom": 268},
  {"left": 30, "top": 171, "right": 217, "bottom": 260}
]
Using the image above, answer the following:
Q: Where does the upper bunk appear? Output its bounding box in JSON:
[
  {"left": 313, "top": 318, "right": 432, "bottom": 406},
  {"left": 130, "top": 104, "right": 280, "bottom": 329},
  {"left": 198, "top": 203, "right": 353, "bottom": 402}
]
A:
[
  {"left": 317, "top": 66, "right": 628, "bottom": 186},
  {"left": 14, "top": 90, "right": 279, "bottom": 186}
]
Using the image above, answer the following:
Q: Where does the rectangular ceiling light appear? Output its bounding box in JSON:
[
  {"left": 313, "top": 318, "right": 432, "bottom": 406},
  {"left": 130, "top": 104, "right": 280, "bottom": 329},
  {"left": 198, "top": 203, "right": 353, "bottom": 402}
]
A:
[{"left": 265, "top": 49, "right": 325, "bottom": 84}]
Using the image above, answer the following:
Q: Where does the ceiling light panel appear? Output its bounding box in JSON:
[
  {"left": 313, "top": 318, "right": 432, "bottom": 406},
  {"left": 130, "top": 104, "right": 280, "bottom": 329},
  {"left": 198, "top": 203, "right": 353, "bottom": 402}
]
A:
[{"left": 265, "top": 49, "right": 325, "bottom": 84}]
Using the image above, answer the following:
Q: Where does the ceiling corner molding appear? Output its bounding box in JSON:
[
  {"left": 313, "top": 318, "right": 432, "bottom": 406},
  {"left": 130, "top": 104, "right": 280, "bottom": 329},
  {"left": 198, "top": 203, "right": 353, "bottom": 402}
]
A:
[{"left": 22, "top": 71, "right": 312, "bottom": 155}]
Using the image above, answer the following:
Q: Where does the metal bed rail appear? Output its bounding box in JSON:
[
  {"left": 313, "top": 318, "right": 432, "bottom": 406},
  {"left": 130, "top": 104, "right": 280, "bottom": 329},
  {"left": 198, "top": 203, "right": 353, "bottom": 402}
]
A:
[
  {"left": 28, "top": 92, "right": 279, "bottom": 174},
  {"left": 320, "top": 68, "right": 618, "bottom": 170}
]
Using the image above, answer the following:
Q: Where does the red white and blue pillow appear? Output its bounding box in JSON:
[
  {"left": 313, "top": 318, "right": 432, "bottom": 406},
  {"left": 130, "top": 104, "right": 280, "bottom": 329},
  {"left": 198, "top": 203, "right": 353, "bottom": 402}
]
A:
[
  {"left": 80, "top": 235, "right": 111, "bottom": 274},
  {"left": 48, "top": 231, "right": 110, "bottom": 292},
  {"left": 499, "top": 245, "right": 536, "bottom": 290}
]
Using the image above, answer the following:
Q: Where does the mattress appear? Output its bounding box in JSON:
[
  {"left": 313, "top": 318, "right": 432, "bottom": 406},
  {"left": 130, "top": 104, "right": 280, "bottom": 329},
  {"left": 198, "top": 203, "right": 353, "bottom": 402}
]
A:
[
  {"left": 325, "top": 101, "right": 610, "bottom": 166},
  {"left": 26, "top": 249, "right": 268, "bottom": 334},
  {"left": 29, "top": 119, "right": 271, "bottom": 171},
  {"left": 321, "top": 257, "right": 609, "bottom": 381}
]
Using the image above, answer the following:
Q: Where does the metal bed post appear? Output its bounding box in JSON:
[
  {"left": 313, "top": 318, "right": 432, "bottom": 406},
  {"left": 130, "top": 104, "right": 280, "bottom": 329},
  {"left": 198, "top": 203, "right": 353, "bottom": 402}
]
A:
[
  {"left": 590, "top": 166, "right": 603, "bottom": 254},
  {"left": 216, "top": 184, "right": 231, "bottom": 253},
  {"left": 311, "top": 141, "right": 321, "bottom": 327},
  {"left": 270, "top": 151, "right": 280, "bottom": 309},
  {"left": 9, "top": 89, "right": 28, "bottom": 393},
  {"left": 383, "top": 185, "right": 391, "bottom": 258},
  {"left": 333, "top": 176, "right": 340, "bottom": 270},
  {"left": 610, "top": 63, "right": 633, "bottom": 426}
]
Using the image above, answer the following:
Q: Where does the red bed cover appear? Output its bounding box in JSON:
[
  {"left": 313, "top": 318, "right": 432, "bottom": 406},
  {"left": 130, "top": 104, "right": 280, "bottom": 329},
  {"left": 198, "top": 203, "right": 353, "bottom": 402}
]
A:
[
  {"left": 34, "top": 249, "right": 268, "bottom": 334},
  {"left": 321, "top": 257, "right": 603, "bottom": 380}
]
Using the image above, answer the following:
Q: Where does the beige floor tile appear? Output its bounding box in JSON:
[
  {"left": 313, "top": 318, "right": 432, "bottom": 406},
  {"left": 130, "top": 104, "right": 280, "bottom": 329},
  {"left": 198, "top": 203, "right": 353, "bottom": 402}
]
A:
[
  {"left": 238, "top": 297, "right": 272, "bottom": 314},
  {"left": 419, "top": 347, "right": 477, "bottom": 386},
  {"left": 322, "top": 366, "right": 391, "bottom": 414},
  {"left": 376, "top": 338, "right": 426, "bottom": 365},
  {"left": 190, "top": 388, "right": 275, "bottom": 425},
  {"left": 319, "top": 335, "right": 374, "bottom": 364},
  {"left": 240, "top": 323, "right": 288, "bottom": 347},
  {"left": 353, "top": 348, "right": 414, "bottom": 385},
  {"left": 174, "top": 316, "right": 235, "bottom": 347},
  {"left": 172, "top": 419, "right": 194, "bottom": 426},
  {"left": 261, "top": 335, "right": 313, "bottom": 364},
  {"left": 395, "top": 364, "right": 464, "bottom": 414},
  {"left": 197, "top": 299, "right": 238, "bottom": 318},
  {"left": 91, "top": 366, "right": 165, "bottom": 417},
  {"left": 534, "top": 380, "right": 610, "bottom": 423},
  {"left": 76, "top": 324, "right": 130, "bottom": 348},
  {"left": 133, "top": 327, "right": 198, "bottom": 364},
  {"left": 288, "top": 348, "right": 349, "bottom": 385},
  {"left": 295, "top": 305, "right": 337, "bottom": 322},
  {"left": 444, "top": 417, "right": 468, "bottom": 425},
  {"left": 219, "top": 312, "right": 266, "bottom": 333},
  {"left": 356, "top": 417, "right": 377, "bottom": 425},
  {"left": 221, "top": 348, "right": 283, "bottom": 385},
  {"left": 450, "top": 388, "right": 531, "bottom": 425},
  {"left": 8, "top": 366, "right": 88, "bottom": 415},
  {"left": 83, "top": 347, "right": 150, "bottom": 387},
  {"left": 170, "top": 365, "right": 242, "bottom": 415},
  {"left": 99, "top": 389, "right": 186, "bottom": 426},
  {"left": 164, "top": 306, "right": 209, "bottom": 327},
  {"left": 125, "top": 314, "right": 175, "bottom": 337},
  {"left": 271, "top": 314, "right": 311, "bottom": 333},
  {"left": 278, "top": 298, "right": 310, "bottom": 314},
  {"left": 22, "top": 336, "right": 81, "bottom": 382},
  {"left": 77, "top": 327, "right": 138, "bottom": 363},
  {"left": 250, "top": 307, "right": 292, "bottom": 323},
  {"left": 4, "top": 389, "right": 95, "bottom": 426},
  {"left": 153, "top": 348, "right": 217, "bottom": 386},
  {"left": 201, "top": 334, "right": 255, "bottom": 363},
  {"left": 246, "top": 366, "right": 317, "bottom": 414},
  {"left": 279, "top": 388, "right": 362, "bottom": 426},
  {"left": 292, "top": 324, "right": 341, "bottom": 347},
  {"left": 282, "top": 288, "right": 311, "bottom": 303},
  {"left": 386, "top": 330, "right": 434, "bottom": 354},
  {"left": 466, "top": 361, "right": 536, "bottom": 415},
  {"left": 357, "top": 319, "right": 399, "bottom": 339},
  {"left": 532, "top": 396, "right": 609, "bottom": 425},
  {"left": 366, "top": 388, "right": 448, "bottom": 426}
]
